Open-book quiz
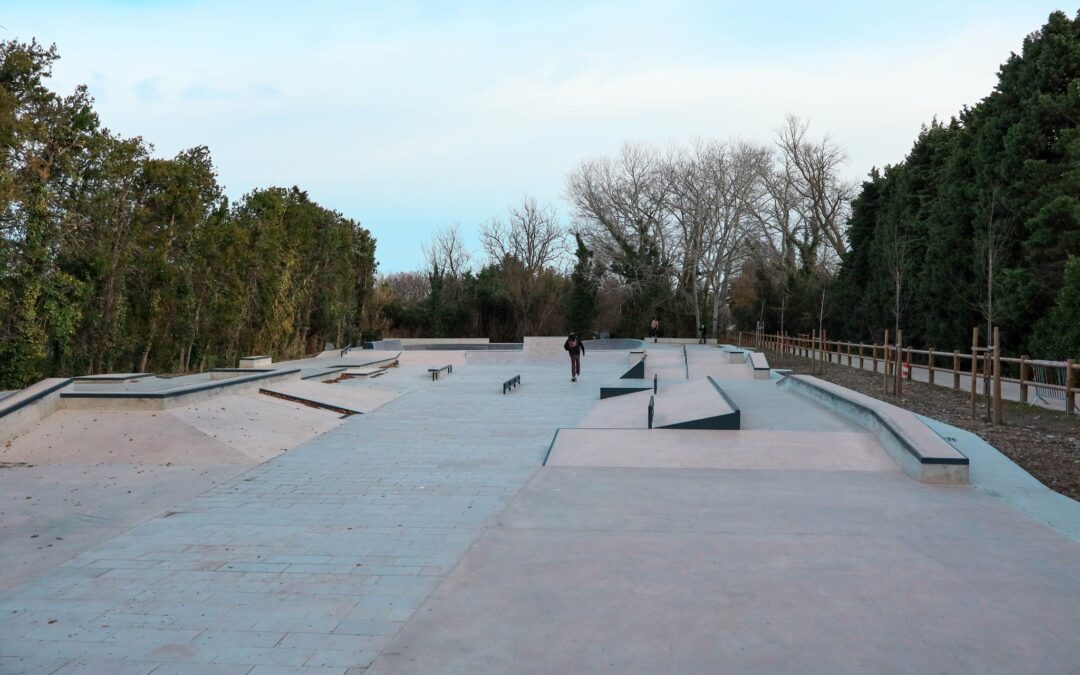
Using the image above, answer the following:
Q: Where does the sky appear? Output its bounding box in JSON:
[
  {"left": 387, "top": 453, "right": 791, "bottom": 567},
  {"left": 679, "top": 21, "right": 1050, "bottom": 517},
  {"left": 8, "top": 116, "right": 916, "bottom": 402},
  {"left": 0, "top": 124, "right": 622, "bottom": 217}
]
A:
[{"left": 1, "top": 0, "right": 1072, "bottom": 272}]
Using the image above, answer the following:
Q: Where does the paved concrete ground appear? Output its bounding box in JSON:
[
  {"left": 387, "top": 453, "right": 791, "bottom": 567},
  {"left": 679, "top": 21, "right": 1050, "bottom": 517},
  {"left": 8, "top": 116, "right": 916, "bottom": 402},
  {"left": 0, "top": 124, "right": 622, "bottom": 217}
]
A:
[
  {"left": 0, "top": 357, "right": 625, "bottom": 674},
  {"left": 2, "top": 343, "right": 1079, "bottom": 674},
  {"left": 369, "top": 467, "right": 1080, "bottom": 674},
  {"left": 0, "top": 395, "right": 345, "bottom": 593}
]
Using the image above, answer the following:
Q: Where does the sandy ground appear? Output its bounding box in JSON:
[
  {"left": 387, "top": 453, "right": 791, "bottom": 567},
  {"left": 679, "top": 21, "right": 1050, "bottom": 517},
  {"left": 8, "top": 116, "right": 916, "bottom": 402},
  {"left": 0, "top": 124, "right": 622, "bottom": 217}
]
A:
[{"left": 0, "top": 393, "right": 344, "bottom": 590}]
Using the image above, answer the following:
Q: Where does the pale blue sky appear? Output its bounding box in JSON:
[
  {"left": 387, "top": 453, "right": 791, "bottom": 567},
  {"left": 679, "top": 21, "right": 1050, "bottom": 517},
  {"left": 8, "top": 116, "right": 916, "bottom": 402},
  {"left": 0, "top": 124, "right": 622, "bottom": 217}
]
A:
[{"left": 2, "top": 1, "right": 1070, "bottom": 271}]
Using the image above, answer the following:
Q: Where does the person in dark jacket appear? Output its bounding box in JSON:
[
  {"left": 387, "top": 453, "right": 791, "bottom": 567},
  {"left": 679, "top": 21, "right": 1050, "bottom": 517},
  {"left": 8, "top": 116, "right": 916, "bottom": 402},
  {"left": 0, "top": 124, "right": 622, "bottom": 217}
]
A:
[
  {"left": 564, "top": 333, "right": 585, "bottom": 381},
  {"left": 699, "top": 324, "right": 707, "bottom": 344}
]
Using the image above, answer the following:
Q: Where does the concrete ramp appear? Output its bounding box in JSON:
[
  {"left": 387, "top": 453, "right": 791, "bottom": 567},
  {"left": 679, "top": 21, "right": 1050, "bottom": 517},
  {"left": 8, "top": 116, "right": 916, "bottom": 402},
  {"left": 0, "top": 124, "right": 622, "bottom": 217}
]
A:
[
  {"left": 259, "top": 380, "right": 400, "bottom": 414},
  {"left": 686, "top": 349, "right": 755, "bottom": 381},
  {"left": 643, "top": 346, "right": 687, "bottom": 380},
  {"left": 579, "top": 377, "right": 739, "bottom": 430},
  {"left": 523, "top": 336, "right": 571, "bottom": 360}
]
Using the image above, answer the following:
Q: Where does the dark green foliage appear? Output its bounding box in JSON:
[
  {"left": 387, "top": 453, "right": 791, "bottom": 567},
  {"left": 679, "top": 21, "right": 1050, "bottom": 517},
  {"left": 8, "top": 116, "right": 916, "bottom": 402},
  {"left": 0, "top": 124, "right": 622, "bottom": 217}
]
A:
[
  {"left": 832, "top": 11, "right": 1080, "bottom": 357},
  {"left": 1030, "top": 257, "right": 1080, "bottom": 359},
  {"left": 566, "top": 233, "right": 599, "bottom": 335},
  {"left": 0, "top": 41, "right": 377, "bottom": 387}
]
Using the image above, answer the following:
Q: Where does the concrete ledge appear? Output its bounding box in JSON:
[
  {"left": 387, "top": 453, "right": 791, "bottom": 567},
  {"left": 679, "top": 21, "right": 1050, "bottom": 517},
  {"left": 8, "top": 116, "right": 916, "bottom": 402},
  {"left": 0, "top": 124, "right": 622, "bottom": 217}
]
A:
[
  {"left": 59, "top": 369, "right": 301, "bottom": 411},
  {"left": 725, "top": 348, "right": 747, "bottom": 364},
  {"left": 72, "top": 373, "right": 153, "bottom": 383},
  {"left": 600, "top": 382, "right": 653, "bottom": 399},
  {"left": 239, "top": 355, "right": 272, "bottom": 368},
  {"left": 0, "top": 378, "right": 74, "bottom": 443},
  {"left": 748, "top": 351, "right": 770, "bottom": 379},
  {"left": 779, "top": 374, "right": 969, "bottom": 483}
]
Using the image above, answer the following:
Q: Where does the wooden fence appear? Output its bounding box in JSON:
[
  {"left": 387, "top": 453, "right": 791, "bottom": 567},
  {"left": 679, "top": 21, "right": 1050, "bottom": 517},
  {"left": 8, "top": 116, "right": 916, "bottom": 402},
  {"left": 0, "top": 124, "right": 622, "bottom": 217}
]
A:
[{"left": 726, "top": 330, "right": 1077, "bottom": 418}]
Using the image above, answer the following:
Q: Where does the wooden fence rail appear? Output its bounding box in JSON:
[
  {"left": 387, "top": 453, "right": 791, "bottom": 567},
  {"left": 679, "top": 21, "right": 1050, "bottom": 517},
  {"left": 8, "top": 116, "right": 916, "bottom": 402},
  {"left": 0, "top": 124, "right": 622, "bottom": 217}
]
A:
[{"left": 727, "top": 330, "right": 1077, "bottom": 418}]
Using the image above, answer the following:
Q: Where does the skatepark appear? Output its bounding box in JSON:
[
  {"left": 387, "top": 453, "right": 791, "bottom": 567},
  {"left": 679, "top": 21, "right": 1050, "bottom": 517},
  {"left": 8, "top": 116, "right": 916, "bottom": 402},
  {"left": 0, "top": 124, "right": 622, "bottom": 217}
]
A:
[{"left": 1, "top": 339, "right": 1078, "bottom": 674}]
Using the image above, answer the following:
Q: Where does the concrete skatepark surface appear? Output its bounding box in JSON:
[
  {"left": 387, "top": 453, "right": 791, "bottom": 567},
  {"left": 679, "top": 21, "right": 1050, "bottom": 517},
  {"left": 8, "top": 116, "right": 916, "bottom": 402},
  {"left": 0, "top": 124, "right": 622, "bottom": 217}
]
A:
[{"left": 1, "top": 341, "right": 1078, "bottom": 674}]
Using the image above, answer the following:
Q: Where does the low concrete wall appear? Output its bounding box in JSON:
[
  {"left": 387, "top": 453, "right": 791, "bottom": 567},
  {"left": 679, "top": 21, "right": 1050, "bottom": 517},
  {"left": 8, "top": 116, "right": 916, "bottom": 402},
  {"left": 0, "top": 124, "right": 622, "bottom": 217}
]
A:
[
  {"left": 0, "top": 378, "right": 74, "bottom": 444},
  {"left": 393, "top": 338, "right": 490, "bottom": 345},
  {"left": 60, "top": 369, "right": 302, "bottom": 411},
  {"left": 779, "top": 375, "right": 969, "bottom": 483}
]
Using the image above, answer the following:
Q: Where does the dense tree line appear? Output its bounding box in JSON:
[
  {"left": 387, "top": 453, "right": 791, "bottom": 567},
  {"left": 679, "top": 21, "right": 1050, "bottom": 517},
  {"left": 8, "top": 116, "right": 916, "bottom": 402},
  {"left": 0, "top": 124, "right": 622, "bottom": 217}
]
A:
[
  {"left": 830, "top": 11, "right": 1080, "bottom": 359},
  {"left": 0, "top": 41, "right": 376, "bottom": 388},
  {"left": 374, "top": 117, "right": 852, "bottom": 343},
  {"left": 6, "top": 11, "right": 1077, "bottom": 389}
]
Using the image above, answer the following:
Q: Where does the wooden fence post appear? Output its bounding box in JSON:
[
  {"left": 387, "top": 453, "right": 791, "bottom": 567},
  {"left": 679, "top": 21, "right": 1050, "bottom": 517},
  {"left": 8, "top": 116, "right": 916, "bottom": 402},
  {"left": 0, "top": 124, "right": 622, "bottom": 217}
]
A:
[
  {"left": 993, "top": 327, "right": 1003, "bottom": 425},
  {"left": 969, "top": 327, "right": 979, "bottom": 419},
  {"left": 823, "top": 330, "right": 828, "bottom": 373},
  {"left": 894, "top": 330, "right": 903, "bottom": 397},
  {"left": 928, "top": 349, "right": 935, "bottom": 385},
  {"left": 1067, "top": 359, "right": 1076, "bottom": 416},
  {"left": 859, "top": 343, "right": 865, "bottom": 369},
  {"left": 1019, "top": 355, "right": 1029, "bottom": 404},
  {"left": 952, "top": 350, "right": 960, "bottom": 392},
  {"left": 906, "top": 346, "right": 913, "bottom": 381},
  {"left": 884, "top": 330, "right": 890, "bottom": 394}
]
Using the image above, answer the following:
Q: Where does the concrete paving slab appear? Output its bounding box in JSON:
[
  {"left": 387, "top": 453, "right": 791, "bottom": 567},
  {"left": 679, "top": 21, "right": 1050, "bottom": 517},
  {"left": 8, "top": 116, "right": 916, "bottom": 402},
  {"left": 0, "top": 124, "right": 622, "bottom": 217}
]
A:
[
  {"left": 545, "top": 428, "right": 897, "bottom": 472},
  {"left": 0, "top": 463, "right": 244, "bottom": 591}
]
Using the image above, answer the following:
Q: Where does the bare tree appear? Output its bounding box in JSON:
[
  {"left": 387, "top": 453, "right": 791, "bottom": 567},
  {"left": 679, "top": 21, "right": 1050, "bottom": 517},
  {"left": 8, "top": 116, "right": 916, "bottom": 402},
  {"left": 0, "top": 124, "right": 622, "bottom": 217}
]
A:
[
  {"left": 775, "top": 114, "right": 855, "bottom": 264},
  {"left": 422, "top": 224, "right": 471, "bottom": 278},
  {"left": 480, "top": 197, "right": 567, "bottom": 336},
  {"left": 480, "top": 197, "right": 566, "bottom": 272},
  {"left": 566, "top": 143, "right": 675, "bottom": 309}
]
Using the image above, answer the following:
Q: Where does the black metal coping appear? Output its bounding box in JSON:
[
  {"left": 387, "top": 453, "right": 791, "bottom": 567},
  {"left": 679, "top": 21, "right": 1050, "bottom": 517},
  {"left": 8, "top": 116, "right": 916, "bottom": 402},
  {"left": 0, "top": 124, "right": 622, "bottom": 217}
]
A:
[
  {"left": 783, "top": 375, "right": 968, "bottom": 466},
  {"left": 542, "top": 428, "right": 562, "bottom": 466},
  {"left": 0, "top": 379, "right": 74, "bottom": 419},
  {"left": 60, "top": 368, "right": 301, "bottom": 400}
]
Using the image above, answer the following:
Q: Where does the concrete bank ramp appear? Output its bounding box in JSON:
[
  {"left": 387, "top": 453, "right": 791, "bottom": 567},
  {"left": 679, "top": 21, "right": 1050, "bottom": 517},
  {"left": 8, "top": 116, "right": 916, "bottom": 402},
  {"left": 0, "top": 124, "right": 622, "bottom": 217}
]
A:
[
  {"left": 643, "top": 345, "right": 687, "bottom": 380},
  {"left": 523, "top": 336, "right": 571, "bottom": 360},
  {"left": 259, "top": 380, "right": 400, "bottom": 414},
  {"left": 579, "top": 377, "right": 739, "bottom": 430},
  {"left": 0, "top": 393, "right": 345, "bottom": 590},
  {"left": 685, "top": 348, "right": 756, "bottom": 380}
]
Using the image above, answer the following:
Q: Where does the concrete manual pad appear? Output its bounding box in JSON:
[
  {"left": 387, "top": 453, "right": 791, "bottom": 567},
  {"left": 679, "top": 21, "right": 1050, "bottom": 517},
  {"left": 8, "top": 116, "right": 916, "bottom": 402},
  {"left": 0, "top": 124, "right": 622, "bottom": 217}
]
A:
[
  {"left": 545, "top": 428, "right": 897, "bottom": 472},
  {"left": 259, "top": 380, "right": 400, "bottom": 413},
  {"left": 368, "top": 468, "right": 1080, "bottom": 674}
]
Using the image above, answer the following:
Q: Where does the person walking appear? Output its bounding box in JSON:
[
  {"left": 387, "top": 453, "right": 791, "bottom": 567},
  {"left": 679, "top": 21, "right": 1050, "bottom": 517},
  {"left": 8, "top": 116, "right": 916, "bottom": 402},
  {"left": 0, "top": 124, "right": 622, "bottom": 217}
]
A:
[
  {"left": 649, "top": 317, "right": 659, "bottom": 343},
  {"left": 699, "top": 323, "right": 707, "bottom": 344},
  {"left": 564, "top": 333, "right": 585, "bottom": 382}
]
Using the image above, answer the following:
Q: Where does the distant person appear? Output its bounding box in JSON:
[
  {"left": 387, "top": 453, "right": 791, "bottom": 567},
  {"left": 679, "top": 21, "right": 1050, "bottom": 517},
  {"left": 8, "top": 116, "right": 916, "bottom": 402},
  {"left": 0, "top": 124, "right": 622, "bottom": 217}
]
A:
[
  {"left": 564, "top": 333, "right": 585, "bottom": 382},
  {"left": 699, "top": 324, "right": 707, "bottom": 344},
  {"left": 650, "top": 317, "right": 659, "bottom": 343}
]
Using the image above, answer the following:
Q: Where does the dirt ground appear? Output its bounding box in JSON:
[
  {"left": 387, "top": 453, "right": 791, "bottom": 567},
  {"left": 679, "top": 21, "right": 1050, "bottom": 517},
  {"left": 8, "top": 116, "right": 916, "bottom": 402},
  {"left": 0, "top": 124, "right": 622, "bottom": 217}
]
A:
[{"left": 765, "top": 349, "right": 1080, "bottom": 502}]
